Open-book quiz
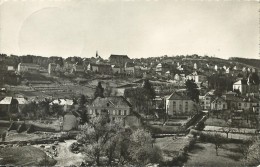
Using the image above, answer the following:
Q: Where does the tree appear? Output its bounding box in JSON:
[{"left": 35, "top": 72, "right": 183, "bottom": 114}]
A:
[
  {"left": 94, "top": 82, "right": 104, "bottom": 99},
  {"left": 51, "top": 104, "right": 64, "bottom": 117},
  {"left": 104, "top": 83, "right": 113, "bottom": 97},
  {"left": 128, "top": 129, "right": 162, "bottom": 165},
  {"left": 212, "top": 133, "right": 223, "bottom": 156},
  {"left": 142, "top": 79, "right": 156, "bottom": 101},
  {"left": 124, "top": 87, "right": 146, "bottom": 113},
  {"left": 142, "top": 79, "right": 156, "bottom": 116},
  {"left": 239, "top": 138, "right": 254, "bottom": 164},
  {"left": 38, "top": 100, "right": 50, "bottom": 118},
  {"left": 21, "top": 102, "right": 38, "bottom": 118},
  {"left": 76, "top": 114, "right": 123, "bottom": 166},
  {"left": 77, "top": 115, "right": 162, "bottom": 166},
  {"left": 246, "top": 136, "right": 260, "bottom": 165},
  {"left": 185, "top": 79, "right": 200, "bottom": 103}
]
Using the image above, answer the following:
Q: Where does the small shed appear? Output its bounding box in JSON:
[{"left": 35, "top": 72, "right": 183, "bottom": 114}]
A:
[{"left": 63, "top": 111, "right": 81, "bottom": 131}]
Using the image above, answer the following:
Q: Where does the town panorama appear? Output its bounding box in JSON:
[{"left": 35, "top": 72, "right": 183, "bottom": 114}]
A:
[{"left": 0, "top": 53, "right": 259, "bottom": 166}]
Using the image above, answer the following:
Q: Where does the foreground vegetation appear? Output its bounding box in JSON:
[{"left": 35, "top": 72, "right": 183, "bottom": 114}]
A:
[{"left": 0, "top": 146, "right": 56, "bottom": 166}]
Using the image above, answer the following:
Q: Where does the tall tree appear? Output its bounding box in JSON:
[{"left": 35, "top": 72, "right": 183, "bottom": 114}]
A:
[
  {"left": 142, "top": 79, "right": 156, "bottom": 101},
  {"left": 185, "top": 79, "right": 200, "bottom": 103},
  {"left": 76, "top": 114, "right": 123, "bottom": 166},
  {"left": 94, "top": 82, "right": 104, "bottom": 99}
]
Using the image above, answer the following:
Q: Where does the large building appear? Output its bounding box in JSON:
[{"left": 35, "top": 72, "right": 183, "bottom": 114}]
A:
[
  {"left": 88, "top": 96, "right": 132, "bottom": 121},
  {"left": 166, "top": 91, "right": 196, "bottom": 116},
  {"left": 109, "top": 54, "right": 130, "bottom": 67},
  {"left": 17, "top": 63, "right": 40, "bottom": 73}
]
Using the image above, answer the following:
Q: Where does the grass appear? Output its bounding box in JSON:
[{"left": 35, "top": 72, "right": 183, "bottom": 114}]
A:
[
  {"left": 205, "top": 117, "right": 228, "bottom": 127},
  {"left": 184, "top": 142, "right": 244, "bottom": 166},
  {"left": 0, "top": 122, "right": 9, "bottom": 136},
  {"left": 147, "top": 125, "right": 182, "bottom": 134},
  {"left": 155, "top": 136, "right": 191, "bottom": 162},
  {"left": 0, "top": 146, "right": 56, "bottom": 166}
]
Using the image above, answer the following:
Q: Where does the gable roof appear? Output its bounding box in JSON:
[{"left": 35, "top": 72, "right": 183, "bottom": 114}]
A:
[
  {"left": 16, "top": 97, "right": 28, "bottom": 104},
  {"left": 211, "top": 97, "right": 227, "bottom": 103},
  {"left": 109, "top": 55, "right": 129, "bottom": 59},
  {"left": 167, "top": 92, "right": 192, "bottom": 100},
  {"left": 91, "top": 96, "right": 132, "bottom": 108},
  {"left": 0, "top": 97, "right": 12, "bottom": 105}
]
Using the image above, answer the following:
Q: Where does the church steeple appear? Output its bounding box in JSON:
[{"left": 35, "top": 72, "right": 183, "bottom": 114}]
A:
[{"left": 96, "top": 51, "right": 99, "bottom": 58}]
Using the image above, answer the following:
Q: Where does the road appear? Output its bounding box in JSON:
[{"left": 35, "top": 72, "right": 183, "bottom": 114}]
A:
[{"left": 55, "top": 140, "right": 84, "bottom": 166}]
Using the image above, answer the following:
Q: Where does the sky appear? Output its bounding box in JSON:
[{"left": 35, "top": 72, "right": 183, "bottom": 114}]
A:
[{"left": 0, "top": 0, "right": 259, "bottom": 59}]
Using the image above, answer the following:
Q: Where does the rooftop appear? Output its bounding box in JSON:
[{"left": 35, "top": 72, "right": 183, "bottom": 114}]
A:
[
  {"left": 0, "top": 97, "right": 12, "bottom": 105},
  {"left": 91, "top": 96, "right": 132, "bottom": 108},
  {"left": 167, "top": 91, "right": 192, "bottom": 100}
]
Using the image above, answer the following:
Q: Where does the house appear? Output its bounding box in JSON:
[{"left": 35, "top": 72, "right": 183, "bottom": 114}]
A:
[
  {"left": 214, "top": 65, "right": 218, "bottom": 71},
  {"left": 48, "top": 63, "right": 57, "bottom": 75},
  {"left": 111, "top": 65, "right": 122, "bottom": 74},
  {"left": 87, "top": 63, "right": 112, "bottom": 74},
  {"left": 155, "top": 63, "right": 170, "bottom": 75},
  {"left": 50, "top": 99, "right": 74, "bottom": 112},
  {"left": 124, "top": 62, "right": 141, "bottom": 76},
  {"left": 7, "top": 66, "right": 15, "bottom": 71},
  {"left": 210, "top": 97, "right": 228, "bottom": 111},
  {"left": 233, "top": 78, "right": 259, "bottom": 95},
  {"left": 88, "top": 96, "right": 132, "bottom": 121},
  {"left": 166, "top": 91, "right": 196, "bottom": 116},
  {"left": 0, "top": 97, "right": 18, "bottom": 118},
  {"left": 186, "top": 71, "right": 207, "bottom": 83},
  {"left": 0, "top": 97, "right": 13, "bottom": 115},
  {"left": 194, "top": 63, "right": 197, "bottom": 70},
  {"left": 154, "top": 96, "right": 165, "bottom": 109},
  {"left": 17, "top": 63, "right": 40, "bottom": 73},
  {"left": 71, "top": 64, "right": 85, "bottom": 74},
  {"left": 62, "top": 111, "right": 81, "bottom": 131},
  {"left": 109, "top": 54, "right": 130, "bottom": 67},
  {"left": 199, "top": 92, "right": 215, "bottom": 110}
]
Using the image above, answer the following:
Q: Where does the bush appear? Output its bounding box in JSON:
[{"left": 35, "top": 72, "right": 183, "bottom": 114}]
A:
[{"left": 69, "top": 142, "right": 80, "bottom": 153}]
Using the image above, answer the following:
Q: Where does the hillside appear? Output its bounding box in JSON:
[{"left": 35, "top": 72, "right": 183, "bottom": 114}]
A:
[{"left": 229, "top": 57, "right": 260, "bottom": 70}]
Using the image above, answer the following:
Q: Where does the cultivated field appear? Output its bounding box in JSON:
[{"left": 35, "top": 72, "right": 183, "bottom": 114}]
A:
[{"left": 184, "top": 142, "right": 244, "bottom": 166}]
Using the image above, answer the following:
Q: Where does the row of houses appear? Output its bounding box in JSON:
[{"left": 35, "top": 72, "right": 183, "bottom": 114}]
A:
[{"left": 200, "top": 91, "right": 260, "bottom": 113}]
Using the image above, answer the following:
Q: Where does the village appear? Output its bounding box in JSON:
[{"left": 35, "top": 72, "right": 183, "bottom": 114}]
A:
[{"left": 0, "top": 53, "right": 260, "bottom": 166}]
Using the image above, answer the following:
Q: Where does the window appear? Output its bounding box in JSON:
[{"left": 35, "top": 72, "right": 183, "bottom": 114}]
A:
[
  {"left": 124, "top": 110, "right": 127, "bottom": 115},
  {"left": 118, "top": 110, "right": 121, "bottom": 115},
  {"left": 179, "top": 104, "right": 182, "bottom": 111},
  {"left": 121, "top": 110, "right": 125, "bottom": 115},
  {"left": 185, "top": 102, "right": 188, "bottom": 111},
  {"left": 89, "top": 109, "right": 93, "bottom": 115},
  {"left": 223, "top": 104, "right": 225, "bottom": 109},
  {"left": 173, "top": 101, "right": 176, "bottom": 112},
  {"left": 113, "top": 110, "right": 116, "bottom": 115}
]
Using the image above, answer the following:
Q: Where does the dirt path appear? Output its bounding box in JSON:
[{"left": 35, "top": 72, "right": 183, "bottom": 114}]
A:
[{"left": 55, "top": 140, "right": 84, "bottom": 166}]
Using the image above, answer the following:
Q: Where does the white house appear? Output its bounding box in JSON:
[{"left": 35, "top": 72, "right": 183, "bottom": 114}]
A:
[{"left": 166, "top": 91, "right": 196, "bottom": 116}]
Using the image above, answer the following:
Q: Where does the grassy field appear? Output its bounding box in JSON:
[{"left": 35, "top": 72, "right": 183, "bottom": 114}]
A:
[
  {"left": 184, "top": 142, "right": 244, "bottom": 166},
  {"left": 0, "top": 146, "right": 56, "bottom": 166},
  {"left": 155, "top": 136, "right": 191, "bottom": 162},
  {"left": 147, "top": 125, "right": 182, "bottom": 134}
]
